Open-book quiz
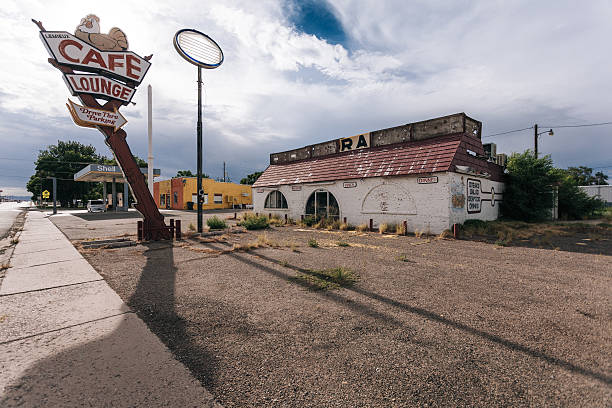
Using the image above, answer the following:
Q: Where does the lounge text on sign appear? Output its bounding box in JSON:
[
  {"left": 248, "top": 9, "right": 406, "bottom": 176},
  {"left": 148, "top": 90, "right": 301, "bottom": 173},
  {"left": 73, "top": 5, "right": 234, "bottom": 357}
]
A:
[
  {"left": 40, "top": 32, "right": 151, "bottom": 84},
  {"left": 64, "top": 74, "right": 135, "bottom": 103}
]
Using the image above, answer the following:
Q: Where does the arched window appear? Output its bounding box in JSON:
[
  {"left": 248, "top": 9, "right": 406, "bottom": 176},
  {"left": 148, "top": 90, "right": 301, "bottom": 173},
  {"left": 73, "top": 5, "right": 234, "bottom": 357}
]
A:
[
  {"left": 305, "top": 190, "right": 339, "bottom": 219},
  {"left": 264, "top": 190, "right": 288, "bottom": 209}
]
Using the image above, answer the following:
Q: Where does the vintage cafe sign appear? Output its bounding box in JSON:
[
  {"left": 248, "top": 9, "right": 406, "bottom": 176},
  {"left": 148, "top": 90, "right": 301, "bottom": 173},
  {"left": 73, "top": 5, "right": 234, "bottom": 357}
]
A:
[
  {"left": 66, "top": 99, "right": 127, "bottom": 131},
  {"left": 64, "top": 73, "right": 135, "bottom": 103},
  {"left": 40, "top": 32, "right": 150, "bottom": 84}
]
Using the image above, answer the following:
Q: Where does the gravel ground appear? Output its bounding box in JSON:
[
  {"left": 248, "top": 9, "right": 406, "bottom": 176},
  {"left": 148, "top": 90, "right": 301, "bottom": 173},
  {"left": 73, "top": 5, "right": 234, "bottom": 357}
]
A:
[{"left": 54, "top": 217, "right": 612, "bottom": 407}]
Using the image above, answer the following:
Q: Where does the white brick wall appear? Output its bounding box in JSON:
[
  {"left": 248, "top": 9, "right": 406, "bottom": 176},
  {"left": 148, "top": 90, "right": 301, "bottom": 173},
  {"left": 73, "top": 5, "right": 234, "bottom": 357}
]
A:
[{"left": 254, "top": 172, "right": 504, "bottom": 234}]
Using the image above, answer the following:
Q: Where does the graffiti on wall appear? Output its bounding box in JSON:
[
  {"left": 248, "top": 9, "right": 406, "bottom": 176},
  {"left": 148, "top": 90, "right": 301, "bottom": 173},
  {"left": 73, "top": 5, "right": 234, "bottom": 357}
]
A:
[
  {"left": 451, "top": 178, "right": 465, "bottom": 211},
  {"left": 362, "top": 183, "right": 416, "bottom": 214}
]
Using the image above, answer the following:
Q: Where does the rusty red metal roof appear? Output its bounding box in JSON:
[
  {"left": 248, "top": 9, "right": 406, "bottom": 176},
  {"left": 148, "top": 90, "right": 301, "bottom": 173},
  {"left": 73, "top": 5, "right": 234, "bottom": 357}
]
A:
[{"left": 254, "top": 133, "right": 503, "bottom": 187}]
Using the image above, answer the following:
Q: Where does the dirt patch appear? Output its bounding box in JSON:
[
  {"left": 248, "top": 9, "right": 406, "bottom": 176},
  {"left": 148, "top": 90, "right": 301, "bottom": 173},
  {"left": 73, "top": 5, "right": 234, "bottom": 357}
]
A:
[
  {"left": 64, "top": 220, "right": 612, "bottom": 408},
  {"left": 460, "top": 220, "right": 612, "bottom": 255}
]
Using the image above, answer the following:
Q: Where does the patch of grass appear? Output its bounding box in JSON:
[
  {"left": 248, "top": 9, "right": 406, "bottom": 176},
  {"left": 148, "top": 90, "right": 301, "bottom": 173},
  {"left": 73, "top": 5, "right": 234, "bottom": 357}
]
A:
[
  {"left": 437, "top": 229, "right": 452, "bottom": 239},
  {"left": 188, "top": 223, "right": 196, "bottom": 232},
  {"left": 379, "top": 223, "right": 389, "bottom": 234},
  {"left": 597, "top": 222, "right": 612, "bottom": 228},
  {"left": 396, "top": 254, "right": 415, "bottom": 263},
  {"left": 269, "top": 214, "right": 285, "bottom": 226},
  {"left": 414, "top": 229, "right": 423, "bottom": 238},
  {"left": 301, "top": 215, "right": 318, "bottom": 227},
  {"left": 10, "top": 238, "right": 19, "bottom": 245},
  {"left": 337, "top": 240, "right": 350, "bottom": 247},
  {"left": 356, "top": 223, "right": 369, "bottom": 232},
  {"left": 339, "top": 222, "right": 350, "bottom": 231},
  {"left": 238, "top": 213, "right": 269, "bottom": 230},
  {"left": 290, "top": 267, "right": 358, "bottom": 291},
  {"left": 257, "top": 233, "right": 279, "bottom": 247},
  {"left": 308, "top": 238, "right": 319, "bottom": 248},
  {"left": 206, "top": 216, "right": 227, "bottom": 230}
]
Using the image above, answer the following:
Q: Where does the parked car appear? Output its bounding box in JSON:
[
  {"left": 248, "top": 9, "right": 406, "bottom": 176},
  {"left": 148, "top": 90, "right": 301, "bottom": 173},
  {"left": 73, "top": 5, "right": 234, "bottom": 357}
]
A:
[{"left": 87, "top": 199, "right": 106, "bottom": 213}]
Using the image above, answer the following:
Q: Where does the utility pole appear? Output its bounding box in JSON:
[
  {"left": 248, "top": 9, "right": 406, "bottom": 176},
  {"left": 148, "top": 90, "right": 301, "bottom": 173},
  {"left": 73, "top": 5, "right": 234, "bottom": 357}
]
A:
[
  {"left": 51, "top": 177, "right": 57, "bottom": 215},
  {"left": 223, "top": 161, "right": 226, "bottom": 182},
  {"left": 534, "top": 123, "right": 538, "bottom": 158}
]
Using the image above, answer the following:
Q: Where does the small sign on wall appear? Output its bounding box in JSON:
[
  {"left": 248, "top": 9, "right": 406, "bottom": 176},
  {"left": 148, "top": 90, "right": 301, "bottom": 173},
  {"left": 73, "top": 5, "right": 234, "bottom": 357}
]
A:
[
  {"left": 343, "top": 181, "right": 357, "bottom": 188},
  {"left": 467, "top": 178, "right": 481, "bottom": 213},
  {"left": 417, "top": 176, "right": 438, "bottom": 184},
  {"left": 256, "top": 188, "right": 264, "bottom": 193},
  {"left": 291, "top": 185, "right": 302, "bottom": 191}
]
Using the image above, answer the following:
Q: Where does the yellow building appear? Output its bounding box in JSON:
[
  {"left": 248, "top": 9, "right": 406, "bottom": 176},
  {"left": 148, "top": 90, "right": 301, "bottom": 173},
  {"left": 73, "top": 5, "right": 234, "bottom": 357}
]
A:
[{"left": 154, "top": 177, "right": 252, "bottom": 210}]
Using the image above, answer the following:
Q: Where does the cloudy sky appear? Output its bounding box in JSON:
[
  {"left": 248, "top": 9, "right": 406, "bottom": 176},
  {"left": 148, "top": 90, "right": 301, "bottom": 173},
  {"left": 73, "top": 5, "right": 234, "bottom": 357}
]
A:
[{"left": 1, "top": 0, "right": 611, "bottom": 196}]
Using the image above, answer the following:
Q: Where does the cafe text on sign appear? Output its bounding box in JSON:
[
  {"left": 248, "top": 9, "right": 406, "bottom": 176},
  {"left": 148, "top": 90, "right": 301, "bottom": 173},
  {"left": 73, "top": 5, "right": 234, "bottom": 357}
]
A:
[{"left": 40, "top": 32, "right": 151, "bottom": 84}]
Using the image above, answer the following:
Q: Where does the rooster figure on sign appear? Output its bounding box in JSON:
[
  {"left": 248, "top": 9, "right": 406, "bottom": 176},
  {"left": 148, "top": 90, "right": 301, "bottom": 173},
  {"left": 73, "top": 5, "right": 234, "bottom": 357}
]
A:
[{"left": 75, "top": 14, "right": 128, "bottom": 51}]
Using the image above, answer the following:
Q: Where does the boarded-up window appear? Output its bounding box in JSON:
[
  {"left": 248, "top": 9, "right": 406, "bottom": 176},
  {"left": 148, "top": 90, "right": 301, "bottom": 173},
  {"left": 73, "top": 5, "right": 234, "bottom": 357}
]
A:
[{"left": 214, "top": 194, "right": 223, "bottom": 204}]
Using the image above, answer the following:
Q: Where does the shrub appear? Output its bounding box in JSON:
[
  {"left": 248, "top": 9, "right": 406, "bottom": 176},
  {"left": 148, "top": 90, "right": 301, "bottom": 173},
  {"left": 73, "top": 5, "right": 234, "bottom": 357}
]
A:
[
  {"left": 238, "top": 213, "right": 269, "bottom": 230},
  {"left": 501, "top": 151, "right": 558, "bottom": 222},
  {"left": 302, "top": 215, "right": 318, "bottom": 227},
  {"left": 206, "top": 216, "right": 227, "bottom": 230},
  {"left": 553, "top": 170, "right": 606, "bottom": 220},
  {"left": 188, "top": 222, "right": 196, "bottom": 231},
  {"left": 337, "top": 241, "right": 350, "bottom": 247},
  {"left": 308, "top": 238, "right": 319, "bottom": 248},
  {"left": 356, "top": 223, "right": 368, "bottom": 232}
]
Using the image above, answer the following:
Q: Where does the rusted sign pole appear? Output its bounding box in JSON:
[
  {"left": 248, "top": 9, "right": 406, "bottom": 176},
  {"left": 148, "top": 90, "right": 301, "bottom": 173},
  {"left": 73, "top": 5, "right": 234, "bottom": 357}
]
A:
[{"left": 33, "top": 18, "right": 170, "bottom": 240}]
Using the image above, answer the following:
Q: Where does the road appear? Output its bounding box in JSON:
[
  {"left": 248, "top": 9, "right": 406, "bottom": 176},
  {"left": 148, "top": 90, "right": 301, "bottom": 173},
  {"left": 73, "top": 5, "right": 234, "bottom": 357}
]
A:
[{"left": 0, "top": 201, "right": 30, "bottom": 240}]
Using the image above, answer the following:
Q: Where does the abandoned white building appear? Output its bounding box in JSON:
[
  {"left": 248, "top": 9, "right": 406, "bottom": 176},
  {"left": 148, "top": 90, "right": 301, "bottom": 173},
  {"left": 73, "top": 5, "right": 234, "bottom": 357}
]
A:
[{"left": 253, "top": 113, "right": 506, "bottom": 234}]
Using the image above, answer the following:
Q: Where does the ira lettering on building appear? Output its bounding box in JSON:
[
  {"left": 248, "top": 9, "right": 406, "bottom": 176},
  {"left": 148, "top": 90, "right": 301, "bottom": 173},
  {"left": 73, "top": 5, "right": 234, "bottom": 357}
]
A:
[{"left": 339, "top": 133, "right": 371, "bottom": 152}]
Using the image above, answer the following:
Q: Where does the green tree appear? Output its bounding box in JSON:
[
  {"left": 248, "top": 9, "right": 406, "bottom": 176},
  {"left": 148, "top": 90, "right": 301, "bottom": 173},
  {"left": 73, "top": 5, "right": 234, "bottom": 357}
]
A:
[
  {"left": 500, "top": 151, "right": 558, "bottom": 222},
  {"left": 565, "top": 166, "right": 608, "bottom": 185},
  {"left": 26, "top": 141, "right": 106, "bottom": 206},
  {"left": 240, "top": 171, "right": 263, "bottom": 185},
  {"left": 176, "top": 170, "right": 195, "bottom": 177},
  {"left": 594, "top": 171, "right": 609, "bottom": 185},
  {"left": 551, "top": 168, "right": 605, "bottom": 219}
]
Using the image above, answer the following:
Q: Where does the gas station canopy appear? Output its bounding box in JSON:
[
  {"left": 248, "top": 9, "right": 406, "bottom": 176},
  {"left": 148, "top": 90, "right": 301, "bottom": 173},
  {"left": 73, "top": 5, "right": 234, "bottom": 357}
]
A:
[{"left": 74, "top": 164, "right": 160, "bottom": 183}]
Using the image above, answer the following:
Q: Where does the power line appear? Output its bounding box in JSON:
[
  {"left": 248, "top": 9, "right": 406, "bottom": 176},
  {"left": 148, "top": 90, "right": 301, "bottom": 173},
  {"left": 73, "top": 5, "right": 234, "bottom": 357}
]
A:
[
  {"left": 483, "top": 120, "right": 612, "bottom": 139},
  {"left": 482, "top": 127, "right": 533, "bottom": 138},
  {"left": 542, "top": 121, "right": 612, "bottom": 129}
]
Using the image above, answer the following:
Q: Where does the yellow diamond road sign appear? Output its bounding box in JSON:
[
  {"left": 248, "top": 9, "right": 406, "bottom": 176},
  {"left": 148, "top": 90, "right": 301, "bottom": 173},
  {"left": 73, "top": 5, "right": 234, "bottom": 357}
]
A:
[{"left": 42, "top": 190, "right": 50, "bottom": 199}]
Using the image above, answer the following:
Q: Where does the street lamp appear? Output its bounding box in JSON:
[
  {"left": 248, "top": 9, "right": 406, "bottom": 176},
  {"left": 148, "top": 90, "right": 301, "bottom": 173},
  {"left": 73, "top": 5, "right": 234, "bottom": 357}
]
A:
[
  {"left": 173, "top": 29, "right": 224, "bottom": 233},
  {"left": 534, "top": 124, "right": 554, "bottom": 158}
]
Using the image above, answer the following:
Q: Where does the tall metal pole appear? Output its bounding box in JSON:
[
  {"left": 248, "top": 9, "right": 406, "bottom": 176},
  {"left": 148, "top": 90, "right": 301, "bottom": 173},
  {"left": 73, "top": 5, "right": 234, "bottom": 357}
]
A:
[
  {"left": 534, "top": 123, "right": 538, "bottom": 159},
  {"left": 197, "top": 67, "right": 203, "bottom": 233},
  {"left": 52, "top": 177, "right": 57, "bottom": 215},
  {"left": 147, "top": 84, "right": 154, "bottom": 195}
]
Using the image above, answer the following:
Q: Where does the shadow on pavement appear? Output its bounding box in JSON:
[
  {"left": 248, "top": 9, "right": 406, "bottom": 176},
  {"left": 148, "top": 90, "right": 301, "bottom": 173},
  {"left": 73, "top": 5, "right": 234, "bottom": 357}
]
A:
[
  {"left": 201, "top": 239, "right": 611, "bottom": 387},
  {"left": 0, "top": 241, "right": 219, "bottom": 407}
]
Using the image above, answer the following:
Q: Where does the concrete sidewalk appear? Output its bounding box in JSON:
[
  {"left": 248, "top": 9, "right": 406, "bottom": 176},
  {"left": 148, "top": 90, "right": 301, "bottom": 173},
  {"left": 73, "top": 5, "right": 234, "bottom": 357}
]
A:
[{"left": 0, "top": 210, "right": 220, "bottom": 407}]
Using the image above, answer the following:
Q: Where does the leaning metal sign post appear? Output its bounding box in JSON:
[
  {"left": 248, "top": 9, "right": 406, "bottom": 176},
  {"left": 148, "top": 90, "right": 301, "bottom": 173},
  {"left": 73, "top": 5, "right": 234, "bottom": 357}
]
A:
[
  {"left": 33, "top": 16, "right": 171, "bottom": 240},
  {"left": 173, "top": 29, "right": 224, "bottom": 233}
]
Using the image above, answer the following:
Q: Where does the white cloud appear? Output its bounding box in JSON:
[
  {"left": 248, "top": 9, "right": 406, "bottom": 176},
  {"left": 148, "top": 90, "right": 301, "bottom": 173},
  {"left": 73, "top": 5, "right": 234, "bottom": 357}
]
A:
[{"left": 1, "top": 0, "right": 611, "bottom": 193}]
